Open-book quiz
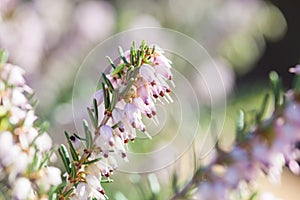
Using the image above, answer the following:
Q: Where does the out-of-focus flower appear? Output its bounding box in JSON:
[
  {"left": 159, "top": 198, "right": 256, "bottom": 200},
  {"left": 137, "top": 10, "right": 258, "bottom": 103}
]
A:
[
  {"left": 289, "top": 65, "right": 300, "bottom": 75},
  {"left": 74, "top": 0, "right": 115, "bottom": 42},
  {"left": 0, "top": 5, "right": 45, "bottom": 72},
  {"left": 0, "top": 56, "right": 61, "bottom": 199},
  {"left": 258, "top": 192, "right": 283, "bottom": 200},
  {"left": 195, "top": 88, "right": 300, "bottom": 200},
  {"left": 12, "top": 177, "right": 35, "bottom": 199}
]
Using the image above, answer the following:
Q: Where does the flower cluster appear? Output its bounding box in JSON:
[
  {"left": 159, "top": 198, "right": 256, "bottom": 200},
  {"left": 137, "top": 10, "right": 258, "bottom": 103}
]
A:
[
  {"left": 59, "top": 41, "right": 174, "bottom": 200},
  {"left": 0, "top": 52, "right": 62, "bottom": 199},
  {"left": 93, "top": 44, "right": 174, "bottom": 157},
  {"left": 193, "top": 74, "right": 300, "bottom": 200}
]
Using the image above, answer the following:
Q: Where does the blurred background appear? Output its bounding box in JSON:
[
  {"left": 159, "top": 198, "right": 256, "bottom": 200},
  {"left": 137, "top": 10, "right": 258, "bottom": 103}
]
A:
[{"left": 0, "top": 0, "right": 299, "bottom": 199}]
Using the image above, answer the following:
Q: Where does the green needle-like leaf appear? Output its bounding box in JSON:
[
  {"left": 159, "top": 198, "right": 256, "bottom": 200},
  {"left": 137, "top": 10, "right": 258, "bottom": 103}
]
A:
[
  {"left": 118, "top": 46, "right": 128, "bottom": 64},
  {"left": 83, "top": 120, "right": 93, "bottom": 149},
  {"left": 111, "top": 121, "right": 122, "bottom": 129},
  {"left": 106, "top": 56, "right": 116, "bottom": 69},
  {"left": 137, "top": 50, "right": 142, "bottom": 67},
  {"left": 109, "top": 92, "right": 118, "bottom": 111},
  {"left": 140, "top": 40, "right": 146, "bottom": 50},
  {"left": 65, "top": 131, "right": 79, "bottom": 162},
  {"left": 70, "top": 163, "right": 77, "bottom": 179},
  {"left": 39, "top": 146, "right": 58, "bottom": 169},
  {"left": 58, "top": 145, "right": 71, "bottom": 174},
  {"left": 63, "top": 187, "right": 74, "bottom": 198},
  {"left": 269, "top": 71, "right": 282, "bottom": 108},
  {"left": 102, "top": 83, "right": 110, "bottom": 110},
  {"left": 73, "top": 133, "right": 87, "bottom": 141},
  {"left": 93, "top": 98, "right": 99, "bottom": 125},
  {"left": 102, "top": 73, "right": 114, "bottom": 92},
  {"left": 87, "top": 107, "right": 97, "bottom": 129},
  {"left": 236, "top": 110, "right": 245, "bottom": 142},
  {"left": 83, "top": 157, "right": 102, "bottom": 165},
  {"left": 256, "top": 94, "right": 270, "bottom": 123},
  {"left": 101, "top": 179, "right": 114, "bottom": 183},
  {"left": 130, "top": 46, "right": 135, "bottom": 64},
  {"left": 151, "top": 45, "right": 156, "bottom": 54},
  {"left": 111, "top": 63, "right": 126, "bottom": 76}
]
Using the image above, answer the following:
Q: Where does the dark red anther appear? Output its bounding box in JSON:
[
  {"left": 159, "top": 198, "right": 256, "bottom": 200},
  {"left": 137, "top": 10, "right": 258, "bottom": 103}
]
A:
[
  {"left": 153, "top": 94, "right": 158, "bottom": 98},
  {"left": 121, "top": 152, "right": 127, "bottom": 158},
  {"left": 147, "top": 113, "right": 152, "bottom": 118},
  {"left": 70, "top": 135, "right": 76, "bottom": 142},
  {"left": 131, "top": 122, "right": 137, "bottom": 128},
  {"left": 100, "top": 189, "right": 105, "bottom": 195},
  {"left": 159, "top": 91, "right": 165, "bottom": 97},
  {"left": 166, "top": 88, "right": 171, "bottom": 93},
  {"left": 124, "top": 138, "right": 129, "bottom": 144}
]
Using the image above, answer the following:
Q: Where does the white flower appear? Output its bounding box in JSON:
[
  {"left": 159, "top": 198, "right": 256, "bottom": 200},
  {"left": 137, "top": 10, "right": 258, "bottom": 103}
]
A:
[
  {"left": 258, "top": 192, "right": 282, "bottom": 200},
  {"left": 100, "top": 125, "right": 114, "bottom": 146},
  {"left": 133, "top": 97, "right": 153, "bottom": 118},
  {"left": 7, "top": 64, "right": 26, "bottom": 86},
  {"left": 11, "top": 88, "right": 28, "bottom": 107},
  {"left": 0, "top": 131, "right": 14, "bottom": 159},
  {"left": 86, "top": 175, "right": 106, "bottom": 200},
  {"left": 9, "top": 106, "right": 27, "bottom": 124},
  {"left": 86, "top": 163, "right": 103, "bottom": 179},
  {"left": 12, "top": 151, "right": 30, "bottom": 174},
  {"left": 35, "top": 132, "right": 53, "bottom": 152},
  {"left": 38, "top": 166, "right": 62, "bottom": 191},
  {"left": 139, "top": 64, "right": 157, "bottom": 84},
  {"left": 289, "top": 65, "right": 300, "bottom": 74},
  {"left": 124, "top": 102, "right": 145, "bottom": 132},
  {"left": 24, "top": 110, "right": 38, "bottom": 127},
  {"left": 73, "top": 182, "right": 89, "bottom": 200},
  {"left": 136, "top": 81, "right": 152, "bottom": 105},
  {"left": 94, "top": 89, "right": 104, "bottom": 106},
  {"left": 0, "top": 59, "right": 62, "bottom": 198},
  {"left": 18, "top": 126, "right": 39, "bottom": 149},
  {"left": 12, "top": 177, "right": 34, "bottom": 200}
]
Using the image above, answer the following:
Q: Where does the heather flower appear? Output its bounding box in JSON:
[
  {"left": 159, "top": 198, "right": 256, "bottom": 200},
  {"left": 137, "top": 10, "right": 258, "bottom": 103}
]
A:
[
  {"left": 189, "top": 77, "right": 300, "bottom": 200},
  {"left": 71, "top": 177, "right": 106, "bottom": 200},
  {"left": 91, "top": 42, "right": 174, "bottom": 157},
  {"left": 289, "top": 65, "right": 300, "bottom": 74},
  {"left": 61, "top": 41, "right": 174, "bottom": 199},
  {"left": 12, "top": 177, "right": 35, "bottom": 199},
  {"left": 0, "top": 55, "right": 62, "bottom": 199}
]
